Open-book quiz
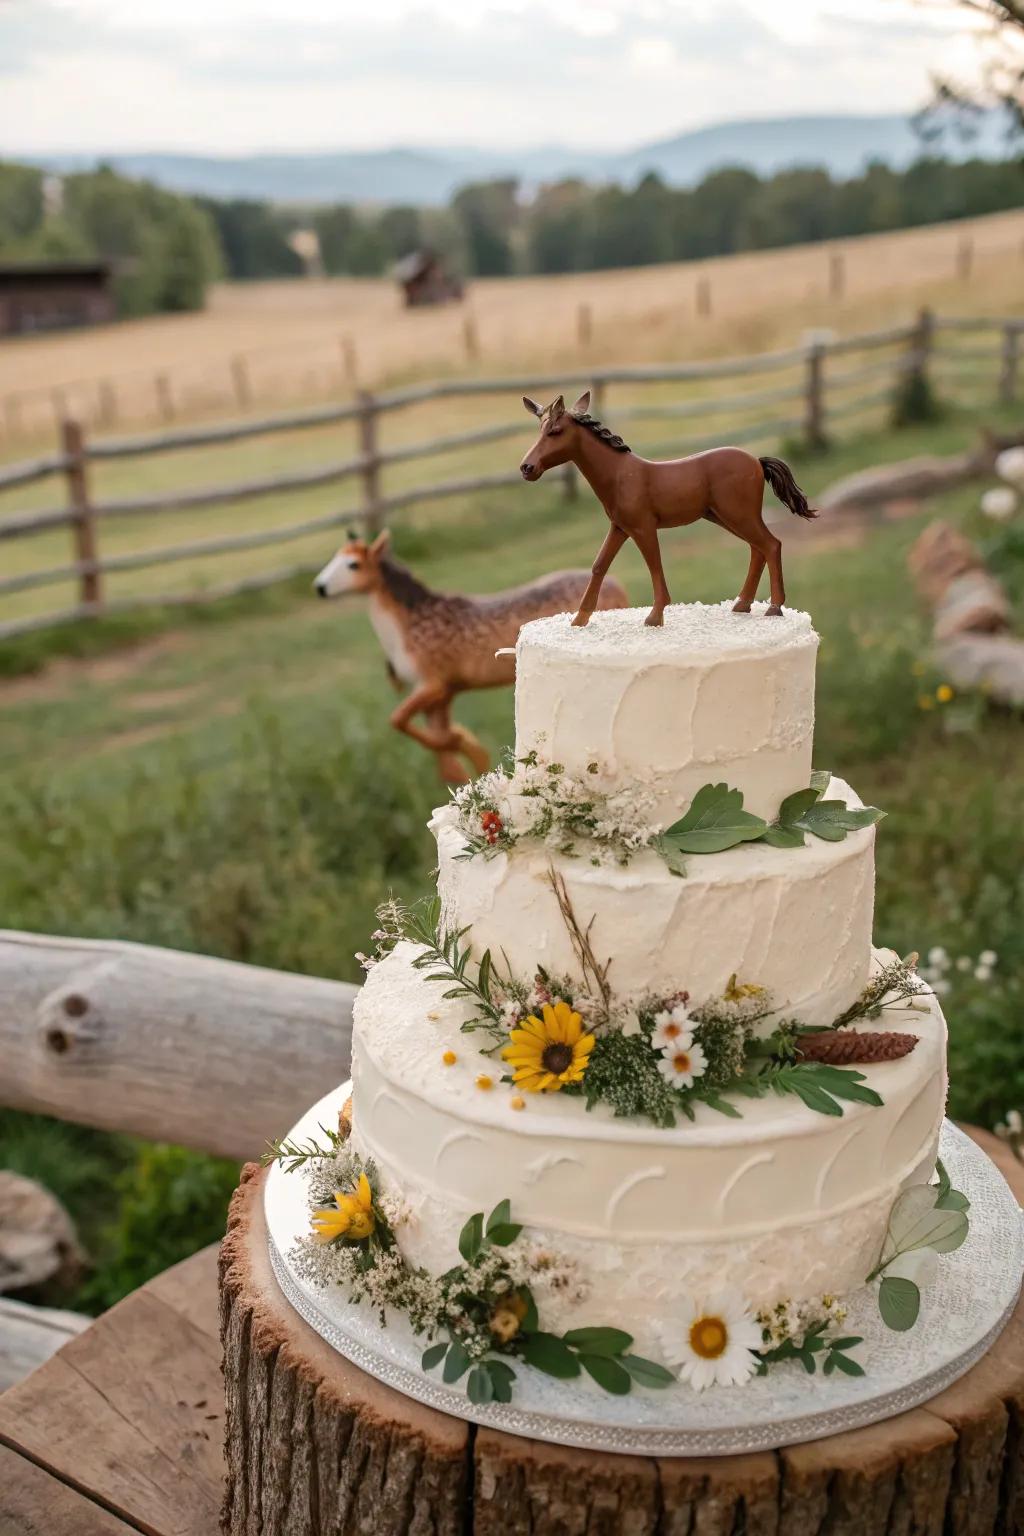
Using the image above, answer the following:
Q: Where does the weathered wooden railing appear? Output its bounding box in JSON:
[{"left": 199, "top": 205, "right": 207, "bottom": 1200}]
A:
[
  {"left": 0, "top": 929, "right": 357, "bottom": 1161},
  {"left": 1, "top": 309, "right": 1020, "bottom": 641}
]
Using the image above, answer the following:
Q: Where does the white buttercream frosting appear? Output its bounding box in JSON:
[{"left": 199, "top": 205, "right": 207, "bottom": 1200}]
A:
[
  {"left": 350, "top": 944, "right": 947, "bottom": 1359},
  {"left": 433, "top": 775, "right": 875, "bottom": 1026},
  {"left": 514, "top": 601, "right": 819, "bottom": 822}
]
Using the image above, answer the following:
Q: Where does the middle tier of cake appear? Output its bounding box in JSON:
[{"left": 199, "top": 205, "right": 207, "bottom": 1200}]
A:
[{"left": 433, "top": 774, "right": 876, "bottom": 1027}]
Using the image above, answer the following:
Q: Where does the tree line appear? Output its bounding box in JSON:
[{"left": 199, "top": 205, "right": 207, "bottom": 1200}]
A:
[{"left": 0, "top": 152, "right": 1021, "bottom": 318}]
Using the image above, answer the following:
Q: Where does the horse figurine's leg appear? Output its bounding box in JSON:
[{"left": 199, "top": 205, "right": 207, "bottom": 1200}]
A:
[
  {"left": 571, "top": 524, "right": 627, "bottom": 627},
  {"left": 631, "top": 523, "right": 673, "bottom": 627},
  {"left": 762, "top": 531, "right": 786, "bottom": 616},
  {"left": 732, "top": 547, "right": 766, "bottom": 613}
]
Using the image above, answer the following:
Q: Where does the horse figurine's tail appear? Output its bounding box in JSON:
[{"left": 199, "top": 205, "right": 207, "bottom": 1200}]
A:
[{"left": 759, "top": 456, "right": 818, "bottom": 519}]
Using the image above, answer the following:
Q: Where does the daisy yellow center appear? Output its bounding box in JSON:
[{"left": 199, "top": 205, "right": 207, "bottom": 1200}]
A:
[
  {"left": 663, "top": 1021, "right": 683, "bottom": 1039},
  {"left": 689, "top": 1315, "right": 728, "bottom": 1360},
  {"left": 669, "top": 1050, "right": 692, "bottom": 1074},
  {"left": 541, "top": 1042, "right": 575, "bottom": 1075}
]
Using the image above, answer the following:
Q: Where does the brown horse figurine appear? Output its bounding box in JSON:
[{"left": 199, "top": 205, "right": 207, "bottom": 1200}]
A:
[
  {"left": 314, "top": 530, "right": 627, "bottom": 782},
  {"left": 519, "top": 391, "right": 816, "bottom": 626}
]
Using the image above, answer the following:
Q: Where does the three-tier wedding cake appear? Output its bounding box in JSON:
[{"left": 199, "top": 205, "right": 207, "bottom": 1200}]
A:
[{"left": 275, "top": 599, "right": 970, "bottom": 1413}]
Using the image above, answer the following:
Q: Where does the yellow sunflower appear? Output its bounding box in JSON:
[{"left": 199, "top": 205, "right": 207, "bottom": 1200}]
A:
[
  {"left": 501, "top": 999, "right": 595, "bottom": 1093},
  {"left": 311, "top": 1171, "right": 376, "bottom": 1243}
]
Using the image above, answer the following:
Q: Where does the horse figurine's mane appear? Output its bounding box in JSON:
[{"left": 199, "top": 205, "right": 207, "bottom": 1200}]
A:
[{"left": 572, "top": 412, "right": 631, "bottom": 454}]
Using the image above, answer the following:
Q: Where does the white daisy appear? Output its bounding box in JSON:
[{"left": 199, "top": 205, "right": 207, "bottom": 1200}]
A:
[
  {"left": 660, "top": 1289, "right": 762, "bottom": 1392},
  {"left": 652, "top": 1003, "right": 692, "bottom": 1051},
  {"left": 656, "top": 1036, "right": 707, "bottom": 1088}
]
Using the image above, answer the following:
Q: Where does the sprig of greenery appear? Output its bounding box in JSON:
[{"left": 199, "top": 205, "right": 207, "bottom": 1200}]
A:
[
  {"left": 397, "top": 896, "right": 507, "bottom": 1036},
  {"left": 419, "top": 1201, "right": 673, "bottom": 1402},
  {"left": 867, "top": 1160, "right": 971, "bottom": 1331},
  {"left": 757, "top": 1319, "right": 865, "bottom": 1378},
  {"left": 657, "top": 774, "right": 885, "bottom": 871},
  {"left": 262, "top": 1124, "right": 347, "bottom": 1171},
  {"left": 734, "top": 1061, "right": 883, "bottom": 1117}
]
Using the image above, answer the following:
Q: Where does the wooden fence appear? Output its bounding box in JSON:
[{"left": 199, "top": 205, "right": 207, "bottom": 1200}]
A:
[{"left": 1, "top": 308, "right": 1020, "bottom": 642}]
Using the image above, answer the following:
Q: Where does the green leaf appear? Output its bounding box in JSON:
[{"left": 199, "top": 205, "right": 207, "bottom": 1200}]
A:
[
  {"left": 579, "top": 1353, "right": 632, "bottom": 1394},
  {"left": 562, "top": 1327, "right": 633, "bottom": 1356},
  {"left": 486, "top": 1198, "right": 512, "bottom": 1233},
  {"left": 830, "top": 1350, "right": 866, "bottom": 1377},
  {"left": 935, "top": 1158, "right": 951, "bottom": 1202},
  {"left": 458, "top": 1212, "right": 485, "bottom": 1264},
  {"left": 878, "top": 1275, "right": 921, "bottom": 1332},
  {"left": 777, "top": 786, "right": 823, "bottom": 824},
  {"left": 936, "top": 1188, "right": 971, "bottom": 1212},
  {"left": 651, "top": 835, "right": 689, "bottom": 876},
  {"left": 466, "top": 1363, "right": 494, "bottom": 1404},
  {"left": 477, "top": 950, "right": 493, "bottom": 1001},
  {"left": 485, "top": 1223, "right": 523, "bottom": 1247},
  {"left": 521, "top": 1332, "right": 582, "bottom": 1379},
  {"left": 793, "top": 799, "right": 885, "bottom": 843},
  {"left": 761, "top": 824, "right": 806, "bottom": 849},
  {"left": 622, "top": 1354, "right": 677, "bottom": 1389},
  {"left": 421, "top": 1342, "right": 449, "bottom": 1372},
  {"left": 486, "top": 1359, "right": 516, "bottom": 1403},
  {"left": 518, "top": 1287, "right": 539, "bottom": 1334},
  {"left": 443, "top": 1341, "right": 473, "bottom": 1382},
  {"left": 791, "top": 1080, "right": 845, "bottom": 1115},
  {"left": 882, "top": 1185, "right": 969, "bottom": 1262},
  {"left": 809, "top": 768, "right": 831, "bottom": 794},
  {"left": 662, "top": 783, "right": 769, "bottom": 854},
  {"left": 809, "top": 1067, "right": 883, "bottom": 1107}
]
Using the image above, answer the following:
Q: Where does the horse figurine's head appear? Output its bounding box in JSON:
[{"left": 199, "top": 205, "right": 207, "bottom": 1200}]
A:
[
  {"left": 314, "top": 529, "right": 390, "bottom": 598},
  {"left": 519, "top": 391, "right": 592, "bottom": 480}
]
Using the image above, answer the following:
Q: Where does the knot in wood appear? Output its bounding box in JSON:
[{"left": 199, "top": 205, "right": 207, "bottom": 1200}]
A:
[{"left": 37, "top": 985, "right": 104, "bottom": 1057}]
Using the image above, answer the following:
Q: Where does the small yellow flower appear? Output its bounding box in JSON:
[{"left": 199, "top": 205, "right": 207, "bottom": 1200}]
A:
[
  {"left": 442, "top": 1050, "right": 457, "bottom": 1066},
  {"left": 476, "top": 1073, "right": 494, "bottom": 1091},
  {"left": 489, "top": 1290, "right": 528, "bottom": 1343},
  {"left": 509, "top": 1095, "right": 526, "bottom": 1111},
  {"left": 917, "top": 693, "right": 935, "bottom": 711},
  {"left": 911, "top": 660, "right": 926, "bottom": 677},
  {"left": 501, "top": 999, "right": 595, "bottom": 1093},
  {"left": 936, "top": 683, "right": 954, "bottom": 704},
  {"left": 311, "top": 1171, "right": 375, "bottom": 1244},
  {"left": 724, "top": 974, "right": 766, "bottom": 1002}
]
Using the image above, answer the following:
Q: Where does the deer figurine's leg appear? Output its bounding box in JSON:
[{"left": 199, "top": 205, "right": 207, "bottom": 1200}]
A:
[
  {"left": 391, "top": 683, "right": 462, "bottom": 757},
  {"left": 631, "top": 523, "right": 673, "bottom": 627},
  {"left": 571, "top": 524, "right": 627, "bottom": 627},
  {"left": 732, "top": 546, "right": 766, "bottom": 613},
  {"left": 426, "top": 702, "right": 469, "bottom": 784}
]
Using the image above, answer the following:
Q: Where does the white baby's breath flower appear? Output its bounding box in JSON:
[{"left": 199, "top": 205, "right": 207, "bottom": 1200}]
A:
[
  {"left": 927, "top": 946, "right": 948, "bottom": 969},
  {"left": 980, "top": 949, "right": 998, "bottom": 967},
  {"left": 974, "top": 963, "right": 993, "bottom": 982},
  {"left": 996, "top": 446, "right": 1024, "bottom": 486},
  {"left": 955, "top": 956, "right": 972, "bottom": 973},
  {"left": 931, "top": 978, "right": 951, "bottom": 996},
  {"left": 656, "top": 1036, "right": 707, "bottom": 1089},
  {"left": 660, "top": 1289, "right": 762, "bottom": 1392},
  {"left": 980, "top": 485, "right": 1018, "bottom": 521}
]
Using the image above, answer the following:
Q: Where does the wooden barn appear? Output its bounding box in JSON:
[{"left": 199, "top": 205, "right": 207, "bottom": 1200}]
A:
[
  {"left": 393, "top": 249, "right": 463, "bottom": 307},
  {"left": 0, "top": 260, "right": 116, "bottom": 337}
]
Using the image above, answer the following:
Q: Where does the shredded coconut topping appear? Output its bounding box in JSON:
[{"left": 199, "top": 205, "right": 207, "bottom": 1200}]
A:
[{"left": 517, "top": 600, "right": 817, "bottom": 664}]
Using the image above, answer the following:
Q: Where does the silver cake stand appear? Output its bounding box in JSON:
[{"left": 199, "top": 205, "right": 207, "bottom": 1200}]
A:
[{"left": 265, "top": 1086, "right": 1024, "bottom": 1457}]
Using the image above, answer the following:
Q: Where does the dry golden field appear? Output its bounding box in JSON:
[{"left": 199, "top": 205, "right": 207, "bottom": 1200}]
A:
[{"left": 1, "top": 208, "right": 1023, "bottom": 444}]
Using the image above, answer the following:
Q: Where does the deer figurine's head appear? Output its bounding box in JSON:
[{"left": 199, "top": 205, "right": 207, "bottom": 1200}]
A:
[
  {"left": 519, "top": 391, "right": 591, "bottom": 480},
  {"left": 314, "top": 529, "right": 391, "bottom": 598}
]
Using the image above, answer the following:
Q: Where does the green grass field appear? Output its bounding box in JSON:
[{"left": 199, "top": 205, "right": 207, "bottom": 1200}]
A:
[{"left": 2, "top": 403, "right": 1023, "bottom": 1313}]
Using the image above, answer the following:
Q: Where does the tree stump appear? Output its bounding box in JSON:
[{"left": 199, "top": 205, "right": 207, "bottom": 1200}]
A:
[{"left": 220, "top": 1135, "right": 1024, "bottom": 1536}]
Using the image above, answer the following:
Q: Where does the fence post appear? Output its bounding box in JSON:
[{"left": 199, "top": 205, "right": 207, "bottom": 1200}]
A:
[
  {"left": 340, "top": 335, "right": 358, "bottom": 386},
  {"left": 462, "top": 313, "right": 479, "bottom": 362},
  {"left": 155, "top": 373, "right": 175, "bottom": 422},
  {"left": 357, "top": 390, "right": 383, "bottom": 535},
  {"left": 956, "top": 235, "right": 973, "bottom": 281},
  {"left": 828, "top": 251, "right": 845, "bottom": 301},
  {"left": 97, "top": 379, "right": 118, "bottom": 430},
  {"left": 577, "top": 303, "right": 592, "bottom": 348},
  {"left": 804, "top": 340, "right": 827, "bottom": 451},
  {"left": 696, "top": 277, "right": 712, "bottom": 319},
  {"left": 999, "top": 321, "right": 1020, "bottom": 405},
  {"left": 61, "top": 418, "right": 102, "bottom": 611},
  {"left": 231, "top": 355, "right": 252, "bottom": 411}
]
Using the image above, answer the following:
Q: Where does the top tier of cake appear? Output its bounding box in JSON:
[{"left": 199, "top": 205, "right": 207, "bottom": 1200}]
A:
[{"left": 514, "top": 601, "right": 818, "bottom": 823}]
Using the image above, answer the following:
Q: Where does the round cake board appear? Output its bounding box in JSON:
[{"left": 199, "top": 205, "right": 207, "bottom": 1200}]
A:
[{"left": 264, "top": 1085, "right": 1024, "bottom": 1457}]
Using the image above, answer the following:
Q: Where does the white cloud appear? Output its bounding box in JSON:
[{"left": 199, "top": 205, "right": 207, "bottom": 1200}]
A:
[{"left": 0, "top": 0, "right": 992, "bottom": 155}]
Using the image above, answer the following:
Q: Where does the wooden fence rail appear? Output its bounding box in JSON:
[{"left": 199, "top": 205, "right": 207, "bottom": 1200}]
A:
[
  {"left": 0, "top": 929, "right": 356, "bottom": 1161},
  {"left": 1, "top": 309, "right": 1021, "bottom": 641}
]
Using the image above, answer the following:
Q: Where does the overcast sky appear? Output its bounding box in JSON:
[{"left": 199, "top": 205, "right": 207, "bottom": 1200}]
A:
[{"left": 0, "top": 0, "right": 988, "bottom": 156}]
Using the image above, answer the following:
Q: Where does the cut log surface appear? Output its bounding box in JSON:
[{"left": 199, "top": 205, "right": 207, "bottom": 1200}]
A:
[{"left": 0, "top": 1127, "right": 1021, "bottom": 1536}]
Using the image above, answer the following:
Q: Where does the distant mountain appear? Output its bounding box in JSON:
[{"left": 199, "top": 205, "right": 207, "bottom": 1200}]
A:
[{"left": 32, "top": 112, "right": 1013, "bottom": 206}]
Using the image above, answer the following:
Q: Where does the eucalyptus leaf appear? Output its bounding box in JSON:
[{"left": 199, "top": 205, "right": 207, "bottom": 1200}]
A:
[
  {"left": 521, "top": 1332, "right": 581, "bottom": 1379},
  {"left": 421, "top": 1342, "right": 448, "bottom": 1372},
  {"left": 466, "top": 1363, "right": 494, "bottom": 1404},
  {"left": 662, "top": 783, "right": 768, "bottom": 855},
  {"left": 621, "top": 1354, "right": 676, "bottom": 1389},
  {"left": 442, "top": 1340, "right": 472, "bottom": 1382},
  {"left": 881, "top": 1184, "right": 969, "bottom": 1263},
  {"left": 562, "top": 1326, "right": 633, "bottom": 1356},
  {"left": 579, "top": 1352, "right": 632, "bottom": 1394},
  {"left": 458, "top": 1212, "right": 485, "bottom": 1264},
  {"left": 486, "top": 1199, "right": 512, "bottom": 1234},
  {"left": 486, "top": 1359, "right": 516, "bottom": 1403},
  {"left": 878, "top": 1275, "right": 921, "bottom": 1331}
]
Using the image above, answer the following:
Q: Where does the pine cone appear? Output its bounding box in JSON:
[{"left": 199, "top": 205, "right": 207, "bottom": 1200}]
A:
[{"left": 797, "top": 1030, "right": 918, "bottom": 1064}]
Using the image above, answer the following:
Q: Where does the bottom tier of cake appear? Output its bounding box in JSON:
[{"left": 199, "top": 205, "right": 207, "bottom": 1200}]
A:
[{"left": 349, "top": 942, "right": 947, "bottom": 1363}]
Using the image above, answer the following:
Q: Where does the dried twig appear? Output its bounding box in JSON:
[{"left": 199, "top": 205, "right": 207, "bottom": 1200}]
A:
[{"left": 546, "top": 866, "right": 613, "bottom": 1013}]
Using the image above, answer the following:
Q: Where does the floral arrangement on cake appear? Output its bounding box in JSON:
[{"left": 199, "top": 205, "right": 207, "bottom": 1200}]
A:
[
  {"left": 365, "top": 891, "right": 929, "bottom": 1128},
  {"left": 266, "top": 1132, "right": 970, "bottom": 1404},
  {"left": 452, "top": 752, "right": 884, "bottom": 876}
]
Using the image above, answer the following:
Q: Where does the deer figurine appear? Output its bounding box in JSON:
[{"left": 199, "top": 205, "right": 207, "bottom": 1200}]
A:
[
  {"left": 519, "top": 391, "right": 817, "bottom": 626},
  {"left": 314, "top": 530, "right": 627, "bottom": 782}
]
